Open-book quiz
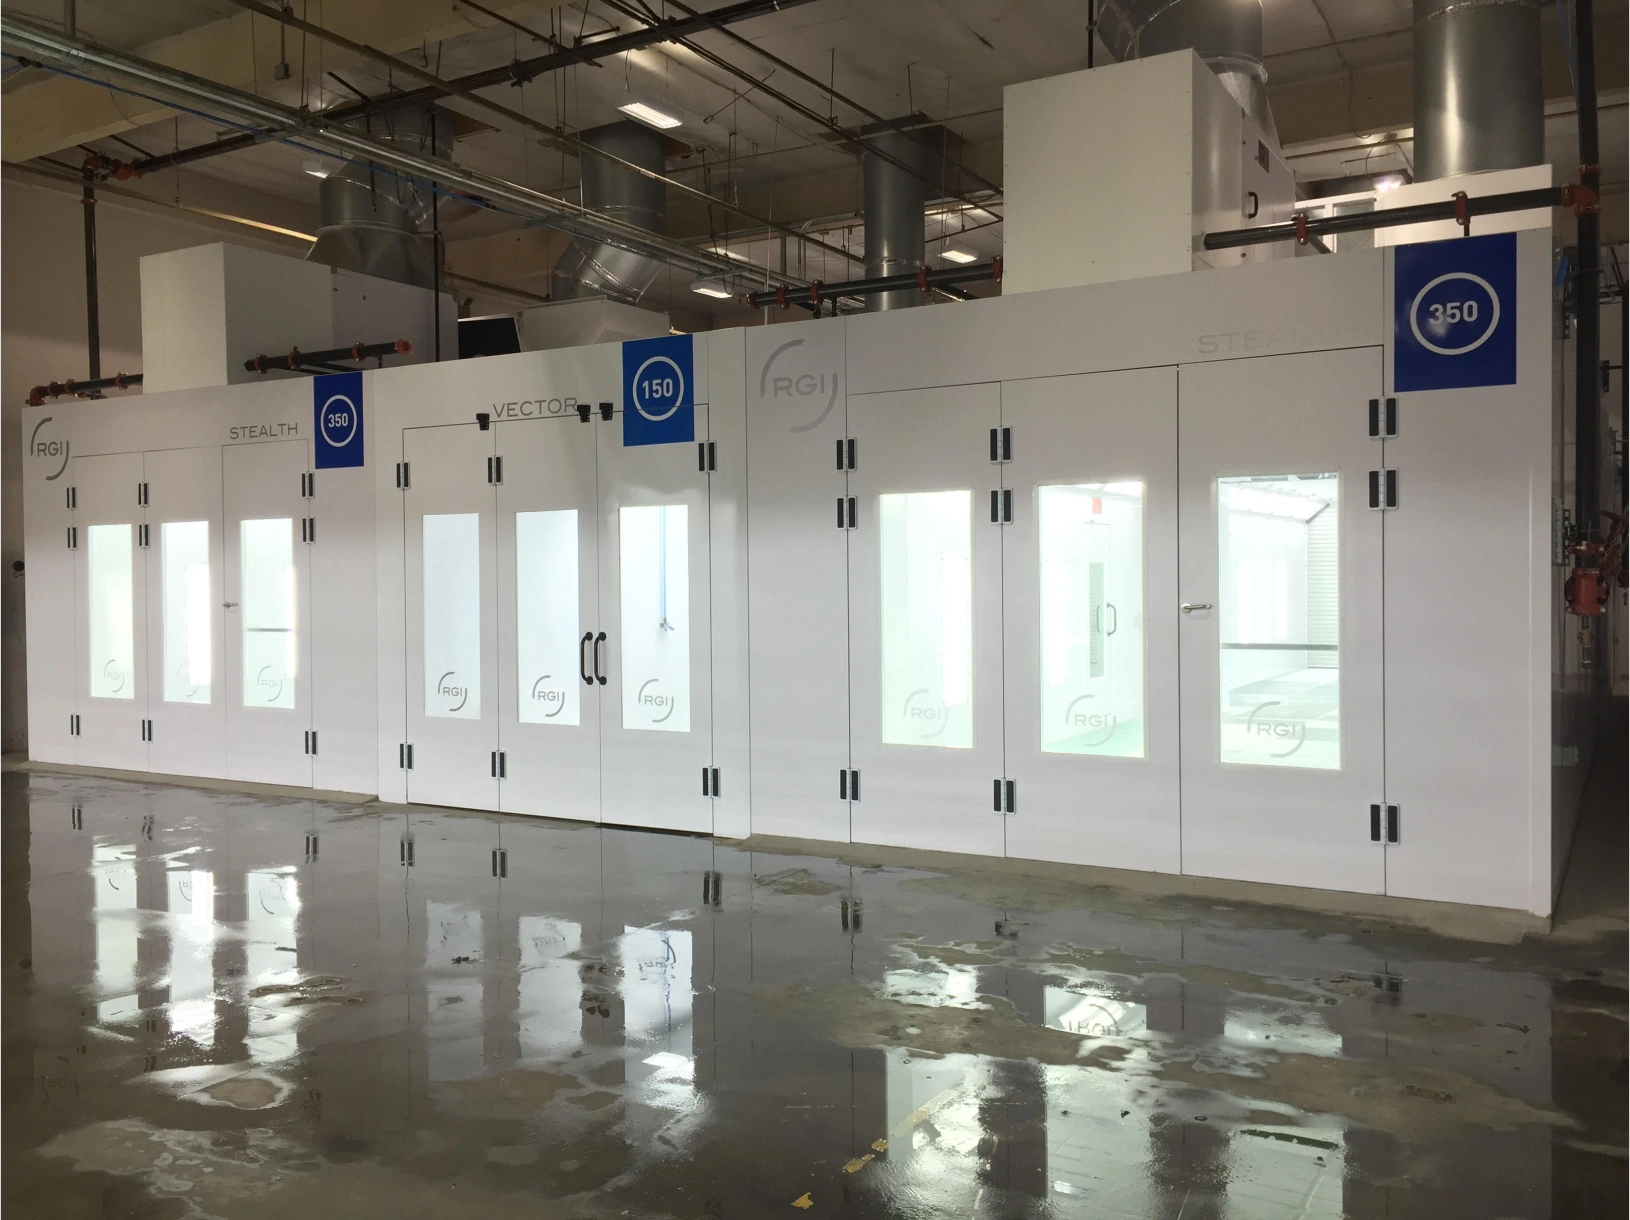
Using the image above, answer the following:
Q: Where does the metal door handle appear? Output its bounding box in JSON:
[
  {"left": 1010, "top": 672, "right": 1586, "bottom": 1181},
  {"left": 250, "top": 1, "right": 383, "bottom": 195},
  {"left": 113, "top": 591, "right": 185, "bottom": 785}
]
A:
[
  {"left": 1105, "top": 603, "right": 1118, "bottom": 635},
  {"left": 579, "top": 632, "right": 593, "bottom": 686},
  {"left": 593, "top": 631, "right": 607, "bottom": 685},
  {"left": 222, "top": 601, "right": 239, "bottom": 609},
  {"left": 1181, "top": 603, "right": 1213, "bottom": 613}
]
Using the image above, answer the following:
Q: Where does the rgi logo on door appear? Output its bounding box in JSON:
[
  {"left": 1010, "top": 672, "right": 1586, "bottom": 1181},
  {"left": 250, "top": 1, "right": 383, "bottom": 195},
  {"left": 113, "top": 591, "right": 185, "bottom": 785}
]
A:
[
  {"left": 28, "top": 417, "right": 70, "bottom": 480},
  {"left": 1246, "top": 700, "right": 1306, "bottom": 758},
  {"left": 529, "top": 674, "right": 566, "bottom": 717},
  {"left": 902, "top": 688, "right": 950, "bottom": 740},
  {"left": 436, "top": 670, "right": 470, "bottom": 713},
  {"left": 1063, "top": 694, "right": 1117, "bottom": 746},
  {"left": 757, "top": 337, "right": 841, "bottom": 433},
  {"left": 636, "top": 678, "right": 677, "bottom": 724}
]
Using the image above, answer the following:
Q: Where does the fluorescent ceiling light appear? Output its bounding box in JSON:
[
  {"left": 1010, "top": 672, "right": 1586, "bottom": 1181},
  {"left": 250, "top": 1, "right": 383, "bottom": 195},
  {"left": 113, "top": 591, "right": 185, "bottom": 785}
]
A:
[
  {"left": 940, "top": 247, "right": 977, "bottom": 264},
  {"left": 618, "top": 101, "right": 681, "bottom": 130},
  {"left": 711, "top": 245, "right": 751, "bottom": 262},
  {"left": 691, "top": 281, "right": 732, "bottom": 299},
  {"left": 302, "top": 160, "right": 331, "bottom": 179}
]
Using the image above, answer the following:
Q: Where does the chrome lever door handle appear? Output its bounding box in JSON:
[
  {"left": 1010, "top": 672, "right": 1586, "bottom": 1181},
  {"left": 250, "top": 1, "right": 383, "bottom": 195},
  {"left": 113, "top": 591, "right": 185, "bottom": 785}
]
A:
[{"left": 1180, "top": 602, "right": 1213, "bottom": 613}]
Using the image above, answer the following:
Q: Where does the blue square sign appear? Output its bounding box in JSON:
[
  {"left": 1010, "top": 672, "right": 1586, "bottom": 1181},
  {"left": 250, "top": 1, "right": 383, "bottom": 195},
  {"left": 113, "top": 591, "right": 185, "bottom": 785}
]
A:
[
  {"left": 1394, "top": 232, "right": 1517, "bottom": 393},
  {"left": 313, "top": 371, "right": 364, "bottom": 468},
  {"left": 623, "top": 334, "right": 694, "bottom": 447}
]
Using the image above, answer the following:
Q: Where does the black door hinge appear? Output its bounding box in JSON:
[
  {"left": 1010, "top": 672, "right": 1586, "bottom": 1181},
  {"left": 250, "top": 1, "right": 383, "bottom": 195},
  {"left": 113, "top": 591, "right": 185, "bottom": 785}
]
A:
[
  {"left": 396, "top": 461, "right": 410, "bottom": 489},
  {"left": 303, "top": 729, "right": 318, "bottom": 756},
  {"left": 698, "top": 440, "right": 717, "bottom": 472},
  {"left": 840, "top": 896, "right": 863, "bottom": 932},
  {"left": 1367, "top": 397, "right": 1398, "bottom": 439},
  {"left": 487, "top": 455, "right": 504, "bottom": 485},
  {"left": 491, "top": 750, "right": 507, "bottom": 779},
  {"left": 1370, "top": 803, "right": 1400, "bottom": 844},
  {"left": 837, "top": 496, "right": 857, "bottom": 528},
  {"left": 989, "top": 489, "right": 1012, "bottom": 524},
  {"left": 1368, "top": 469, "right": 1398, "bottom": 510},
  {"left": 702, "top": 869, "right": 723, "bottom": 906},
  {"left": 839, "top": 768, "right": 860, "bottom": 801},
  {"left": 140, "top": 718, "right": 153, "bottom": 742},
  {"left": 993, "top": 778, "right": 1015, "bottom": 813},
  {"left": 71, "top": 804, "right": 83, "bottom": 830},
  {"left": 301, "top": 471, "right": 316, "bottom": 498},
  {"left": 599, "top": 402, "right": 613, "bottom": 421},
  {"left": 305, "top": 833, "right": 319, "bottom": 863},
  {"left": 399, "top": 742, "right": 414, "bottom": 770},
  {"left": 836, "top": 437, "right": 857, "bottom": 471},
  {"left": 300, "top": 517, "right": 316, "bottom": 543},
  {"left": 137, "top": 481, "right": 149, "bottom": 506},
  {"left": 491, "top": 848, "right": 508, "bottom": 878},
  {"left": 66, "top": 486, "right": 77, "bottom": 510},
  {"left": 702, "top": 765, "right": 721, "bottom": 797},
  {"left": 69, "top": 713, "right": 81, "bottom": 736},
  {"left": 137, "top": 523, "right": 150, "bottom": 548},
  {"left": 67, "top": 525, "right": 78, "bottom": 550},
  {"left": 399, "top": 834, "right": 415, "bottom": 867},
  {"left": 989, "top": 426, "right": 1012, "bottom": 463}
]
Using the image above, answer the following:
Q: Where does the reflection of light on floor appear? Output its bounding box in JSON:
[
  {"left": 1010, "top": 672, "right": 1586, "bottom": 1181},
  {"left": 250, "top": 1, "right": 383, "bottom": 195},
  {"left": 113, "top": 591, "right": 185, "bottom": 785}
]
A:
[
  {"left": 1224, "top": 1010, "right": 1342, "bottom": 1058},
  {"left": 1044, "top": 985, "right": 1147, "bottom": 1037},
  {"left": 246, "top": 868, "right": 302, "bottom": 1064},
  {"left": 643, "top": 1051, "right": 694, "bottom": 1079},
  {"left": 622, "top": 927, "right": 695, "bottom": 1108},
  {"left": 166, "top": 868, "right": 216, "bottom": 1050},
  {"left": 425, "top": 901, "right": 483, "bottom": 1082},
  {"left": 519, "top": 916, "right": 582, "bottom": 1063},
  {"left": 882, "top": 965, "right": 988, "bottom": 1010},
  {"left": 93, "top": 843, "right": 139, "bottom": 1024},
  {"left": 1227, "top": 1125, "right": 1345, "bottom": 1218}
]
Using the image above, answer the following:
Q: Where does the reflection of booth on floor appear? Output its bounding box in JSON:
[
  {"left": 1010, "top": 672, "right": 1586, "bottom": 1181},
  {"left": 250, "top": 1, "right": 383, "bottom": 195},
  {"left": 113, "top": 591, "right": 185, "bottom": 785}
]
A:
[{"left": 1218, "top": 475, "right": 1341, "bottom": 771}]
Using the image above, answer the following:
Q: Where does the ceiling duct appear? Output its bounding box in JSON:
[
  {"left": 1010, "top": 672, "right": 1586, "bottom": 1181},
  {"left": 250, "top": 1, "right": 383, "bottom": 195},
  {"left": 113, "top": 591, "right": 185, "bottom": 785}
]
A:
[
  {"left": 552, "top": 121, "right": 669, "bottom": 302},
  {"left": 307, "top": 102, "right": 446, "bottom": 290},
  {"left": 1412, "top": 0, "right": 1543, "bottom": 182},
  {"left": 1097, "top": 0, "right": 1276, "bottom": 142},
  {"left": 861, "top": 126, "right": 944, "bottom": 312}
]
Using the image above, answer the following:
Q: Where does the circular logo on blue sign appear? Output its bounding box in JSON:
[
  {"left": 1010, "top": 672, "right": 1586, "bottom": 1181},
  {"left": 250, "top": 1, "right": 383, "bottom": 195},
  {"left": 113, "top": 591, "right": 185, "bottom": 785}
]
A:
[
  {"left": 630, "top": 356, "right": 686, "bottom": 422},
  {"left": 320, "top": 393, "right": 359, "bottom": 448},
  {"left": 1408, "top": 271, "right": 1501, "bottom": 357}
]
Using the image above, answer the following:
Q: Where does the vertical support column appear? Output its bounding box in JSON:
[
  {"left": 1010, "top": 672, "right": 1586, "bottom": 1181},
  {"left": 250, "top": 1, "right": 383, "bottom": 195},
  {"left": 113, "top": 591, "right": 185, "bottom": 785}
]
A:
[{"left": 1575, "top": 0, "right": 1601, "bottom": 544}]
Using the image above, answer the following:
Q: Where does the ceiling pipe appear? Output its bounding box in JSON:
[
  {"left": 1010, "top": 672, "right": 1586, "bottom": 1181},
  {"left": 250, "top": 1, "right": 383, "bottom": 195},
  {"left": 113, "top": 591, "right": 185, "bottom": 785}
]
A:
[
  {"left": 552, "top": 121, "right": 669, "bottom": 302},
  {"left": 1097, "top": 0, "right": 1276, "bottom": 142},
  {"left": 862, "top": 127, "right": 936, "bottom": 312},
  {"left": 1412, "top": 0, "right": 1543, "bottom": 182},
  {"left": 307, "top": 102, "right": 447, "bottom": 290},
  {"left": 0, "top": 13, "right": 771, "bottom": 286}
]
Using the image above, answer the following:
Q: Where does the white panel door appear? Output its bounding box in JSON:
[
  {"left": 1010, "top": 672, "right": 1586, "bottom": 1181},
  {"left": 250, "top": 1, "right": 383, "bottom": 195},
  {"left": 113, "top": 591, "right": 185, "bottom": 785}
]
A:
[
  {"left": 847, "top": 385, "right": 1005, "bottom": 858},
  {"left": 1000, "top": 369, "right": 1181, "bottom": 872},
  {"left": 223, "top": 440, "right": 313, "bottom": 786},
  {"left": 404, "top": 425, "right": 499, "bottom": 811},
  {"left": 745, "top": 321, "right": 851, "bottom": 841},
  {"left": 72, "top": 453, "right": 149, "bottom": 772},
  {"left": 495, "top": 416, "right": 600, "bottom": 822},
  {"left": 142, "top": 446, "right": 226, "bottom": 779},
  {"left": 596, "top": 408, "right": 713, "bottom": 833},
  {"left": 1177, "top": 350, "right": 1385, "bottom": 894}
]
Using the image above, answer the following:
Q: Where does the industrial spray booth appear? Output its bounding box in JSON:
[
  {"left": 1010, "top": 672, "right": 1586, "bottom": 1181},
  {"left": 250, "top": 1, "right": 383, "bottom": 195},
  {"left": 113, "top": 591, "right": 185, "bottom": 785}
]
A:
[{"left": 22, "top": 215, "right": 1589, "bottom": 922}]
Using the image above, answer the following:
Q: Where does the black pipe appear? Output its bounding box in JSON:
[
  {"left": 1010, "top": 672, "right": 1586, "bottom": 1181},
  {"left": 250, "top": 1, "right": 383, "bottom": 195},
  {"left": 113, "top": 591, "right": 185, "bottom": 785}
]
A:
[
  {"left": 27, "top": 371, "right": 140, "bottom": 405},
  {"left": 133, "top": 0, "right": 816, "bottom": 177},
  {"left": 1575, "top": 0, "right": 1601, "bottom": 542},
  {"left": 744, "top": 259, "right": 1001, "bottom": 310},
  {"left": 81, "top": 160, "right": 100, "bottom": 381},
  {"left": 243, "top": 339, "right": 412, "bottom": 373},
  {"left": 432, "top": 109, "right": 442, "bottom": 364},
  {"left": 1203, "top": 186, "right": 1571, "bottom": 250}
]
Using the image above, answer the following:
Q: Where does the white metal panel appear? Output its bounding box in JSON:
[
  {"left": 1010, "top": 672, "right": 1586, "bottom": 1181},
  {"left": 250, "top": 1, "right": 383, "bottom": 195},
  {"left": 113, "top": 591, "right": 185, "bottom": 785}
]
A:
[
  {"left": 1000, "top": 369, "right": 1181, "bottom": 873},
  {"left": 842, "top": 251, "right": 1385, "bottom": 399},
  {"left": 141, "top": 446, "right": 226, "bottom": 779},
  {"left": 1382, "top": 230, "right": 1554, "bottom": 913},
  {"left": 223, "top": 440, "right": 313, "bottom": 786},
  {"left": 71, "top": 453, "right": 149, "bottom": 772},
  {"left": 494, "top": 415, "right": 601, "bottom": 822},
  {"left": 745, "top": 318, "right": 851, "bottom": 843},
  {"left": 705, "top": 329, "right": 753, "bottom": 840},
  {"left": 403, "top": 424, "right": 499, "bottom": 811},
  {"left": 138, "top": 244, "right": 230, "bottom": 393},
  {"left": 847, "top": 384, "right": 1005, "bottom": 858},
  {"left": 597, "top": 407, "right": 714, "bottom": 834},
  {"left": 1177, "top": 349, "right": 1386, "bottom": 894}
]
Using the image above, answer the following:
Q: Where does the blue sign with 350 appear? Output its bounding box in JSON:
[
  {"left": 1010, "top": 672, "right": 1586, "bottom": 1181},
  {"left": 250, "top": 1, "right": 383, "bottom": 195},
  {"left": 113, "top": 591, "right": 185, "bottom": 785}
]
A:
[
  {"left": 1393, "top": 232, "right": 1517, "bottom": 392},
  {"left": 313, "top": 371, "right": 364, "bottom": 468}
]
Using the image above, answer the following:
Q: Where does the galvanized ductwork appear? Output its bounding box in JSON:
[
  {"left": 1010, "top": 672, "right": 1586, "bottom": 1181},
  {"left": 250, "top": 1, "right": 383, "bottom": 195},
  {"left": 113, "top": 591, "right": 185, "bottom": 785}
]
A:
[
  {"left": 307, "top": 102, "right": 445, "bottom": 290},
  {"left": 1097, "top": 0, "right": 1275, "bottom": 141},
  {"left": 861, "top": 130, "right": 936, "bottom": 312},
  {"left": 552, "top": 121, "right": 668, "bottom": 302},
  {"left": 1412, "top": 0, "right": 1543, "bottom": 182}
]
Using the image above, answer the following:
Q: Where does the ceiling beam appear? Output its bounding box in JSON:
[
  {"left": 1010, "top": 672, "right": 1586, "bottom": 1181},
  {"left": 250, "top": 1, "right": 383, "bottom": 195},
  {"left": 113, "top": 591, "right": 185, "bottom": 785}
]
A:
[{"left": 1, "top": 0, "right": 551, "bottom": 162}]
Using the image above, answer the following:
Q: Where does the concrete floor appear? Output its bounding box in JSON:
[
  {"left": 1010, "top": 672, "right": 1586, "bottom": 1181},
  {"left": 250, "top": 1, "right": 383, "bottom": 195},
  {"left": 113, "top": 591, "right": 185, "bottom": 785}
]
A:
[{"left": 2, "top": 727, "right": 1624, "bottom": 1219}]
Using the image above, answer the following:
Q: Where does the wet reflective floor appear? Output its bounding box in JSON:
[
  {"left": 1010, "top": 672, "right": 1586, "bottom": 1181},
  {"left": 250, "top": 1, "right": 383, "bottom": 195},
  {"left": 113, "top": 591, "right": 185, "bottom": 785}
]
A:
[{"left": 2, "top": 746, "right": 1625, "bottom": 1219}]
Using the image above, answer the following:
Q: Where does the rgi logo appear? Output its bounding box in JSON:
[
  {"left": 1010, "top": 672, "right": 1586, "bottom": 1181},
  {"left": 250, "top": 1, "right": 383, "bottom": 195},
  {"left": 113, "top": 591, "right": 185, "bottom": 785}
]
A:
[
  {"left": 1245, "top": 700, "right": 1306, "bottom": 758},
  {"left": 173, "top": 662, "right": 201, "bottom": 700},
  {"left": 1062, "top": 694, "right": 1117, "bottom": 747},
  {"left": 901, "top": 688, "right": 950, "bottom": 740},
  {"left": 637, "top": 678, "right": 675, "bottom": 723},
  {"left": 101, "top": 659, "right": 126, "bottom": 694},
  {"left": 758, "top": 338, "right": 840, "bottom": 433},
  {"left": 436, "top": 670, "right": 468, "bottom": 712},
  {"left": 29, "top": 417, "right": 70, "bottom": 480},
  {"left": 529, "top": 674, "right": 566, "bottom": 718},
  {"left": 255, "top": 665, "right": 285, "bottom": 702}
]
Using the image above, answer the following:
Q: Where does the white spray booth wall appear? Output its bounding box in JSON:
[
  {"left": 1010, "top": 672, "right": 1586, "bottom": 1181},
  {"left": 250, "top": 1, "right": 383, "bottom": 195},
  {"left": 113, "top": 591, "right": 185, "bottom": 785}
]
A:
[{"left": 23, "top": 227, "right": 1581, "bottom": 917}]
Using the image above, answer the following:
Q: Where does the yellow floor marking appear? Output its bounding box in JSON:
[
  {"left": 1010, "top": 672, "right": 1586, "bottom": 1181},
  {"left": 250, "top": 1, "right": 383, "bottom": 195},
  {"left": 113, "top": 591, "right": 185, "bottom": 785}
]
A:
[
  {"left": 889, "top": 1085, "right": 960, "bottom": 1139},
  {"left": 842, "top": 1153, "right": 875, "bottom": 1173},
  {"left": 791, "top": 1192, "right": 814, "bottom": 1209},
  {"left": 870, "top": 1138, "right": 888, "bottom": 1152}
]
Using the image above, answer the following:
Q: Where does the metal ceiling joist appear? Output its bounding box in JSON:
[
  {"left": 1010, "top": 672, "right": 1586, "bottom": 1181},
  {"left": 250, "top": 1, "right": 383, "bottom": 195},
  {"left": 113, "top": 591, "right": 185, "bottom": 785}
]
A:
[{"left": 0, "top": 14, "right": 775, "bottom": 285}]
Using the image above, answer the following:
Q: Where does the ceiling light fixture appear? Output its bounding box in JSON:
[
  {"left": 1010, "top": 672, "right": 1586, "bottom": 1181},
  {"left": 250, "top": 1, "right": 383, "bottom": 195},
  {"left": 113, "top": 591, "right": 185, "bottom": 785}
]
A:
[
  {"left": 302, "top": 160, "right": 331, "bottom": 179},
  {"left": 711, "top": 246, "right": 751, "bottom": 262},
  {"left": 940, "top": 247, "right": 977, "bottom": 264},
  {"left": 1374, "top": 174, "right": 1404, "bottom": 194},
  {"left": 618, "top": 101, "right": 682, "bottom": 130},
  {"left": 691, "top": 281, "right": 733, "bottom": 299}
]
